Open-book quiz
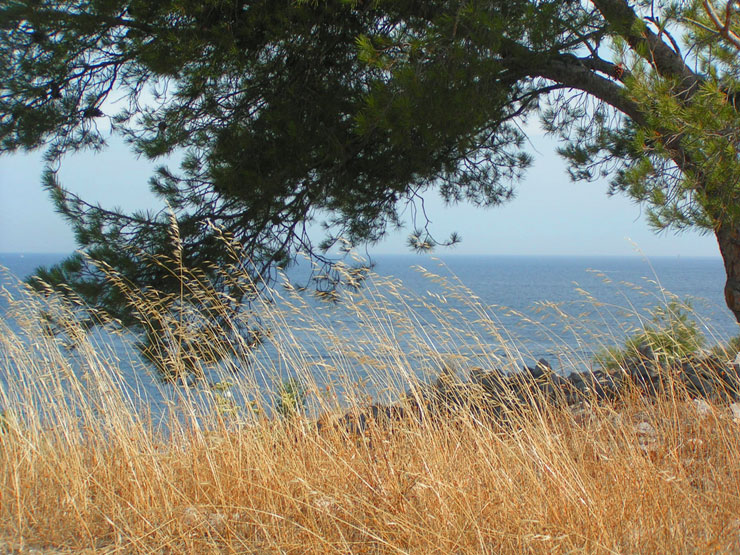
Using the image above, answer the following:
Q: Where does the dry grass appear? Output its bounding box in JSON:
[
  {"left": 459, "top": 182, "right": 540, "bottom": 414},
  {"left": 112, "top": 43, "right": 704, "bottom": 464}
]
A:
[{"left": 1, "top": 256, "right": 740, "bottom": 553}]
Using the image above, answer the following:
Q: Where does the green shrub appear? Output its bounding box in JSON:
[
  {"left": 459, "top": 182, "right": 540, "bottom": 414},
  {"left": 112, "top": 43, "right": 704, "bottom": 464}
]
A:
[
  {"left": 594, "top": 300, "right": 705, "bottom": 370},
  {"left": 275, "top": 378, "right": 306, "bottom": 419},
  {"left": 711, "top": 334, "right": 740, "bottom": 361}
]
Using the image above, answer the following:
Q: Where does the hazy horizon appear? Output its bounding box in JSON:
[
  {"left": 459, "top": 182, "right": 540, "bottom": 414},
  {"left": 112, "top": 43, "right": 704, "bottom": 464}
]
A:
[{"left": 1, "top": 133, "right": 722, "bottom": 259}]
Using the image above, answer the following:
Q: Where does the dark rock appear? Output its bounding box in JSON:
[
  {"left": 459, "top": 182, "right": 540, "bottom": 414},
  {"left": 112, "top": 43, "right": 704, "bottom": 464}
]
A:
[
  {"left": 702, "top": 354, "right": 727, "bottom": 373},
  {"left": 681, "top": 366, "right": 717, "bottom": 398},
  {"left": 595, "top": 372, "right": 622, "bottom": 400},
  {"left": 561, "top": 370, "right": 621, "bottom": 401},
  {"left": 470, "top": 366, "right": 504, "bottom": 387},
  {"left": 718, "top": 365, "right": 740, "bottom": 399},
  {"left": 566, "top": 371, "right": 587, "bottom": 389},
  {"left": 319, "top": 403, "right": 406, "bottom": 436},
  {"left": 318, "top": 351, "right": 740, "bottom": 438},
  {"left": 636, "top": 343, "right": 654, "bottom": 361},
  {"left": 522, "top": 358, "right": 552, "bottom": 380},
  {"left": 624, "top": 355, "right": 662, "bottom": 395},
  {"left": 538, "top": 373, "right": 572, "bottom": 404},
  {"left": 673, "top": 354, "right": 740, "bottom": 400}
]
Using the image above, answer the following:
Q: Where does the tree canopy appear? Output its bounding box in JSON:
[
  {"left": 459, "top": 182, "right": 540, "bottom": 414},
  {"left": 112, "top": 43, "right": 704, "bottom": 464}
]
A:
[{"left": 2, "top": 0, "right": 740, "bottom": 376}]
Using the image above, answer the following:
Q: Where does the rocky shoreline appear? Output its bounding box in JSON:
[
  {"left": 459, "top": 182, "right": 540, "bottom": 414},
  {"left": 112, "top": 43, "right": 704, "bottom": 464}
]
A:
[{"left": 321, "top": 348, "right": 740, "bottom": 436}]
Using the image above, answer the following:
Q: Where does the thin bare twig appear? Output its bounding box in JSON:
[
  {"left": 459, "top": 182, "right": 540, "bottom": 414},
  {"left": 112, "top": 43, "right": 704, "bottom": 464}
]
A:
[{"left": 703, "top": 0, "right": 740, "bottom": 49}]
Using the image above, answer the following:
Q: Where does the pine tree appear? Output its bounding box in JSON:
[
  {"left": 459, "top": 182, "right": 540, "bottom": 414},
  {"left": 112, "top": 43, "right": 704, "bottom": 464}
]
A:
[{"left": 2, "top": 0, "right": 739, "bottom": 376}]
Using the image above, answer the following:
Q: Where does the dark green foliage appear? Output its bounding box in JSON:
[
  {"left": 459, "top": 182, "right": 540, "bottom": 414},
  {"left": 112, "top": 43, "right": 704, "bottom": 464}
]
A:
[
  {"left": 3, "top": 0, "right": 740, "bottom": 377},
  {"left": 711, "top": 334, "right": 740, "bottom": 360},
  {"left": 0, "top": 0, "right": 538, "bottom": 376},
  {"left": 275, "top": 378, "right": 306, "bottom": 420}
]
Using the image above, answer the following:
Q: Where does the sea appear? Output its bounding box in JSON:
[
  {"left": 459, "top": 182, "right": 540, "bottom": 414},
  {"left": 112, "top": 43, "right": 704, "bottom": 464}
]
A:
[{"left": 1, "top": 253, "right": 738, "bottom": 422}]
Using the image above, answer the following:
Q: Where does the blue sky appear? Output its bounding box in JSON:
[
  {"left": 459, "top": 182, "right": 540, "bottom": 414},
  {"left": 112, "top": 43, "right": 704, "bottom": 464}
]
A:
[{"left": 0, "top": 132, "right": 721, "bottom": 257}]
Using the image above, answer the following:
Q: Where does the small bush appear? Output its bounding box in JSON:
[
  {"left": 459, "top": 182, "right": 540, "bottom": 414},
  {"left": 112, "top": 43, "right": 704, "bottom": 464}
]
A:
[
  {"left": 594, "top": 300, "right": 705, "bottom": 370},
  {"left": 275, "top": 377, "right": 306, "bottom": 419}
]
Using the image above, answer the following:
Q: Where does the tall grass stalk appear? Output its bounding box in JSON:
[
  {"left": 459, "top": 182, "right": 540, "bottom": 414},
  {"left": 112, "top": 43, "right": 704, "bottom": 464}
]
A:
[{"left": 1, "top": 255, "right": 739, "bottom": 553}]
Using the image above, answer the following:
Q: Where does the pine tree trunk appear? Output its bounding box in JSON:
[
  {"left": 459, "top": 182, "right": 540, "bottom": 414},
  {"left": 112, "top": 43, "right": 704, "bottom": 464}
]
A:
[{"left": 716, "top": 222, "right": 740, "bottom": 325}]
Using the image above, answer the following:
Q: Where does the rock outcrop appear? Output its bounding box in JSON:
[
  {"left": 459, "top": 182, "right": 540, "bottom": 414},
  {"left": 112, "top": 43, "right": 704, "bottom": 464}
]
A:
[{"left": 320, "top": 349, "right": 740, "bottom": 437}]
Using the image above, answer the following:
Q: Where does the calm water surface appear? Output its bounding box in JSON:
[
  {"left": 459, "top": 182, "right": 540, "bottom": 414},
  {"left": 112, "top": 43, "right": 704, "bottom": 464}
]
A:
[{"left": 1, "top": 253, "right": 737, "bottom": 419}]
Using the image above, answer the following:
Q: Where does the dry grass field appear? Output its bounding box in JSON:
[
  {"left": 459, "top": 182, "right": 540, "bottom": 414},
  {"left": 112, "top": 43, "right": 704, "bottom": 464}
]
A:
[{"left": 1, "top": 256, "right": 739, "bottom": 553}]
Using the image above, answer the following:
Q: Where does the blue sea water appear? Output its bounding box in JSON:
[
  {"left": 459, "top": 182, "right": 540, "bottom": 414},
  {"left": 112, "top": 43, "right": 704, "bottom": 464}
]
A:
[
  {"left": 367, "top": 255, "right": 737, "bottom": 361},
  {"left": 2, "top": 252, "right": 737, "bottom": 358},
  {"left": 0, "top": 252, "right": 737, "bottom": 421}
]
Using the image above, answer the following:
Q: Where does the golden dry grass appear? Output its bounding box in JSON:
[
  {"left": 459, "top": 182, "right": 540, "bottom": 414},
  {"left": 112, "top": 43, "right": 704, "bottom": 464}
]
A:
[
  {"left": 2, "top": 395, "right": 740, "bottom": 553},
  {"left": 1, "top": 257, "right": 740, "bottom": 553}
]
